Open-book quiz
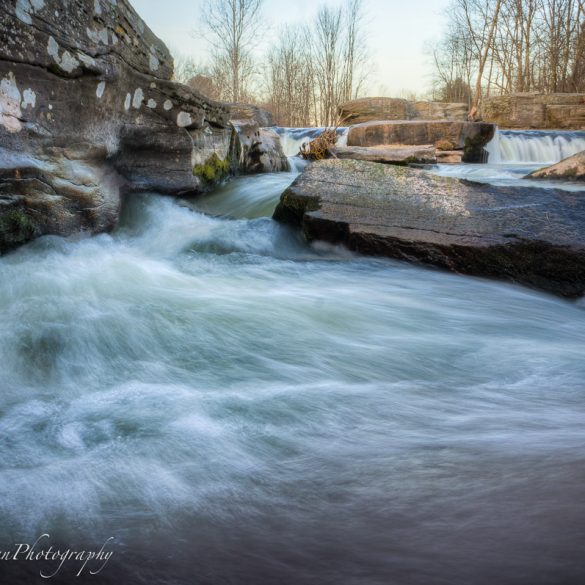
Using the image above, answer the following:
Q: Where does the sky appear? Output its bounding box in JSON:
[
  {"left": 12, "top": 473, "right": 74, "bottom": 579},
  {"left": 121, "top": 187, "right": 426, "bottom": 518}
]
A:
[{"left": 131, "top": 0, "right": 450, "bottom": 97}]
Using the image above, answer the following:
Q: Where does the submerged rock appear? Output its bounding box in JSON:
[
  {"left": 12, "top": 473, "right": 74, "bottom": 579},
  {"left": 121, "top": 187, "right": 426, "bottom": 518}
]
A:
[
  {"left": 273, "top": 159, "right": 585, "bottom": 298},
  {"left": 528, "top": 151, "right": 585, "bottom": 182},
  {"left": 347, "top": 121, "right": 495, "bottom": 163},
  {"left": 329, "top": 145, "right": 436, "bottom": 165}
]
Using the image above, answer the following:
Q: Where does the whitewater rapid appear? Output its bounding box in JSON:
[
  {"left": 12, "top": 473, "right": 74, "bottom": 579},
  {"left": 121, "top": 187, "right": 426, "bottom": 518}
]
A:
[{"left": 0, "top": 137, "right": 585, "bottom": 584}]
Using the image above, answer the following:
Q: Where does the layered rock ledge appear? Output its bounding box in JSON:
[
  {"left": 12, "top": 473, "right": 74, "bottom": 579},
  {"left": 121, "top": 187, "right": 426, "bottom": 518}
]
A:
[
  {"left": 339, "top": 97, "right": 469, "bottom": 125},
  {"left": 346, "top": 121, "right": 496, "bottom": 163},
  {"left": 482, "top": 93, "right": 585, "bottom": 130},
  {"left": 329, "top": 145, "right": 436, "bottom": 165},
  {"left": 0, "top": 0, "right": 286, "bottom": 253},
  {"left": 273, "top": 159, "right": 585, "bottom": 298}
]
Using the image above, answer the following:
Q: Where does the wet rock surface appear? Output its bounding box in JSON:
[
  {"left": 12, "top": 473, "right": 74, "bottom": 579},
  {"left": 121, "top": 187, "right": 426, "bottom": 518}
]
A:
[
  {"left": 273, "top": 159, "right": 585, "bottom": 298},
  {"left": 231, "top": 120, "right": 289, "bottom": 174},
  {"left": 529, "top": 150, "right": 585, "bottom": 182}
]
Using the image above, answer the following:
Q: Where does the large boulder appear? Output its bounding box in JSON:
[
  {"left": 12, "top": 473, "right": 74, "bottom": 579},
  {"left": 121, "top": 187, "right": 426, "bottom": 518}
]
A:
[
  {"left": 0, "top": 0, "right": 235, "bottom": 252},
  {"left": 231, "top": 120, "right": 289, "bottom": 173},
  {"left": 339, "top": 97, "right": 468, "bottom": 124},
  {"left": 482, "top": 93, "right": 585, "bottom": 130},
  {"left": 339, "top": 98, "right": 410, "bottom": 124},
  {"left": 273, "top": 159, "right": 585, "bottom": 298},
  {"left": 228, "top": 103, "right": 275, "bottom": 127},
  {"left": 528, "top": 150, "right": 585, "bottom": 182},
  {"left": 347, "top": 120, "right": 496, "bottom": 163},
  {"left": 412, "top": 101, "right": 469, "bottom": 121},
  {"left": 0, "top": 0, "right": 288, "bottom": 254}
]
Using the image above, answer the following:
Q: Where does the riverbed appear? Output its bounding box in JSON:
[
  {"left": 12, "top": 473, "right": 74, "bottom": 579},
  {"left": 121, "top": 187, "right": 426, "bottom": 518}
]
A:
[{"left": 0, "top": 130, "right": 584, "bottom": 584}]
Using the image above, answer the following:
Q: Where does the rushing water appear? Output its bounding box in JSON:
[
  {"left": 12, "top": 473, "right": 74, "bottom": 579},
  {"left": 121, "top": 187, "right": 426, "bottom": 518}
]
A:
[
  {"left": 276, "top": 127, "right": 348, "bottom": 157},
  {"left": 1, "top": 133, "right": 585, "bottom": 584},
  {"left": 433, "top": 129, "right": 585, "bottom": 189}
]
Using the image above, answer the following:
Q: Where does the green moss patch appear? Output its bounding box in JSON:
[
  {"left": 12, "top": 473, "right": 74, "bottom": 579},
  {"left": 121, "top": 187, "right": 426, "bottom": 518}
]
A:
[{"left": 193, "top": 153, "right": 230, "bottom": 184}]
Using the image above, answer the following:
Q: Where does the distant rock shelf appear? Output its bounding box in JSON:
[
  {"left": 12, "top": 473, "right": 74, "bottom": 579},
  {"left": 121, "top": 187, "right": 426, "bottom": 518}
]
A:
[
  {"left": 346, "top": 120, "right": 496, "bottom": 163},
  {"left": 339, "top": 97, "right": 469, "bottom": 125},
  {"left": 274, "top": 159, "right": 585, "bottom": 298},
  {"left": 482, "top": 93, "right": 585, "bottom": 130}
]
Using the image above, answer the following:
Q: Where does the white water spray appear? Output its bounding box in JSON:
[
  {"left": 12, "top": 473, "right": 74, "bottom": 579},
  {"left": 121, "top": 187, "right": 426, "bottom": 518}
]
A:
[{"left": 486, "top": 129, "right": 585, "bottom": 164}]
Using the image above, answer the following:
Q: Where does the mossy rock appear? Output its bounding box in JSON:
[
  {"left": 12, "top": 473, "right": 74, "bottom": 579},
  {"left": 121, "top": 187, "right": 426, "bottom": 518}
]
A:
[
  {"left": 0, "top": 208, "right": 38, "bottom": 252},
  {"left": 193, "top": 153, "right": 230, "bottom": 184}
]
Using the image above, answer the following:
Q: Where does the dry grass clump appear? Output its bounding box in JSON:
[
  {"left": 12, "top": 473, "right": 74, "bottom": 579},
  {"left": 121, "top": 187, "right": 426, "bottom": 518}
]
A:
[{"left": 300, "top": 129, "right": 339, "bottom": 161}]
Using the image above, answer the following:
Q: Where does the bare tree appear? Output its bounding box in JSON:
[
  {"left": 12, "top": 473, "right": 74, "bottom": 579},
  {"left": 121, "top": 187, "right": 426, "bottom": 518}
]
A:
[
  {"left": 434, "top": 0, "right": 585, "bottom": 104},
  {"left": 201, "top": 0, "right": 264, "bottom": 103},
  {"left": 311, "top": 0, "right": 369, "bottom": 126},
  {"left": 265, "top": 25, "right": 316, "bottom": 126}
]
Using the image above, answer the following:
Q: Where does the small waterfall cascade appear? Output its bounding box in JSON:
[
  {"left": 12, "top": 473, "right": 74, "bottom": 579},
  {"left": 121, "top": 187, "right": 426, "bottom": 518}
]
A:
[
  {"left": 486, "top": 129, "right": 585, "bottom": 164},
  {"left": 276, "top": 127, "right": 349, "bottom": 157}
]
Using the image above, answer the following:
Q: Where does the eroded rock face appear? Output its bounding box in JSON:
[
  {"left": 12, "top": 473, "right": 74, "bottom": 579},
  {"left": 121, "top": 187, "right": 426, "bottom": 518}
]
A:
[
  {"left": 482, "top": 93, "right": 585, "bottom": 130},
  {"left": 273, "top": 159, "right": 585, "bottom": 298},
  {"left": 231, "top": 120, "right": 289, "bottom": 174},
  {"left": 529, "top": 150, "right": 585, "bottom": 182},
  {"left": 0, "top": 0, "right": 286, "bottom": 253},
  {"left": 0, "top": 147, "right": 119, "bottom": 253},
  {"left": 339, "top": 97, "right": 468, "bottom": 125},
  {"left": 347, "top": 120, "right": 496, "bottom": 163}
]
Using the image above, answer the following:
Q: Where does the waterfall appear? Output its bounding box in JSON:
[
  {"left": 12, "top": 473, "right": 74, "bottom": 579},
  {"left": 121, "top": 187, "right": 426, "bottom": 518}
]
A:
[
  {"left": 486, "top": 129, "right": 585, "bottom": 164},
  {"left": 276, "top": 127, "right": 349, "bottom": 157}
]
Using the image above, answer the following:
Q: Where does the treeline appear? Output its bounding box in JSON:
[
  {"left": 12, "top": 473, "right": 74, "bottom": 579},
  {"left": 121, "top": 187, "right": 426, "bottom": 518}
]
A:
[
  {"left": 432, "top": 0, "right": 585, "bottom": 113},
  {"left": 173, "top": 0, "right": 368, "bottom": 127}
]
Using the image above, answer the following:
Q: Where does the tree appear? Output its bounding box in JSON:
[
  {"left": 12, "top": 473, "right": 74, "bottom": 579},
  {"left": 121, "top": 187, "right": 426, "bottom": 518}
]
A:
[
  {"left": 265, "top": 25, "right": 316, "bottom": 126},
  {"left": 433, "top": 0, "right": 585, "bottom": 104},
  {"left": 467, "top": 0, "right": 502, "bottom": 119},
  {"left": 201, "top": 0, "right": 264, "bottom": 103},
  {"left": 311, "top": 0, "right": 368, "bottom": 126}
]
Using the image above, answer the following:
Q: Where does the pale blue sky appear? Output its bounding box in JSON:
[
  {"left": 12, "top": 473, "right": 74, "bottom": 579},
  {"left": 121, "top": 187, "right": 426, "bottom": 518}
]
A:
[{"left": 132, "top": 0, "right": 449, "bottom": 96}]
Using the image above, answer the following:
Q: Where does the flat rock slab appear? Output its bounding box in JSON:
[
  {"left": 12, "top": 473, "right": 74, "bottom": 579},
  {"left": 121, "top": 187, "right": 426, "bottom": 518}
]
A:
[
  {"left": 273, "top": 159, "right": 585, "bottom": 298},
  {"left": 347, "top": 120, "right": 495, "bottom": 163},
  {"left": 529, "top": 150, "right": 585, "bottom": 182},
  {"left": 329, "top": 145, "right": 436, "bottom": 165}
]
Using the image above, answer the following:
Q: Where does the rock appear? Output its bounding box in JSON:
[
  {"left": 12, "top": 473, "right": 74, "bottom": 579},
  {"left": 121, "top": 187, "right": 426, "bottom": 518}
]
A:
[
  {"left": 0, "top": 149, "right": 119, "bottom": 253},
  {"left": 482, "top": 93, "right": 585, "bottom": 130},
  {"left": 435, "top": 139, "right": 456, "bottom": 151},
  {"left": 273, "top": 159, "right": 585, "bottom": 298},
  {"left": 347, "top": 121, "right": 496, "bottom": 163},
  {"left": 339, "top": 97, "right": 468, "bottom": 124},
  {"left": 228, "top": 103, "right": 275, "bottom": 127},
  {"left": 412, "top": 101, "right": 469, "bottom": 122},
  {"left": 436, "top": 150, "right": 463, "bottom": 164},
  {"left": 528, "top": 150, "right": 585, "bottom": 182},
  {"left": 0, "top": 0, "right": 286, "bottom": 253},
  {"left": 339, "top": 98, "right": 410, "bottom": 124},
  {"left": 329, "top": 145, "right": 436, "bottom": 165},
  {"left": 231, "top": 120, "right": 289, "bottom": 173}
]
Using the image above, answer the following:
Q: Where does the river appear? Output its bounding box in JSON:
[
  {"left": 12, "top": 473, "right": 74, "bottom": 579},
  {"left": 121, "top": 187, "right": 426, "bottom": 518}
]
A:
[{"left": 0, "top": 130, "right": 584, "bottom": 584}]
